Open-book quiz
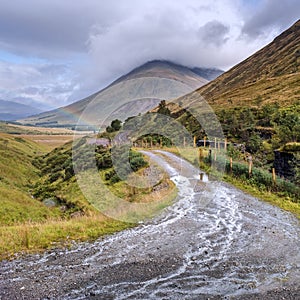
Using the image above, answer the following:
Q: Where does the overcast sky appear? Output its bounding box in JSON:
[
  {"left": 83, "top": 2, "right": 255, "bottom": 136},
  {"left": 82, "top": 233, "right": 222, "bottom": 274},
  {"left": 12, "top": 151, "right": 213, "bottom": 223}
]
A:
[{"left": 0, "top": 0, "right": 299, "bottom": 109}]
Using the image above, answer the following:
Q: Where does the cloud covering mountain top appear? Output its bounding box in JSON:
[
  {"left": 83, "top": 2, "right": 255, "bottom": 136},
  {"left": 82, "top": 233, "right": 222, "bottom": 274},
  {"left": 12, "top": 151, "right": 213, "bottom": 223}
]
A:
[{"left": 0, "top": 0, "right": 299, "bottom": 108}]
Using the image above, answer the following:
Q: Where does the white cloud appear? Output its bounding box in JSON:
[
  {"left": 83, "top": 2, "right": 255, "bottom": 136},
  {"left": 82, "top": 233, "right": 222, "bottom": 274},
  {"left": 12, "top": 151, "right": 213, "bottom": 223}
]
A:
[
  {"left": 0, "top": 0, "right": 298, "bottom": 107},
  {"left": 0, "top": 60, "right": 77, "bottom": 109},
  {"left": 242, "top": 0, "right": 300, "bottom": 38}
]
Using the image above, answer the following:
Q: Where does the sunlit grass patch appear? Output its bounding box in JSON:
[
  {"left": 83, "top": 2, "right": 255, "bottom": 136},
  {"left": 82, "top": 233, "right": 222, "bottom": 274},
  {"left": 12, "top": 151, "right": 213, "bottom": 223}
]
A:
[{"left": 0, "top": 213, "right": 131, "bottom": 260}]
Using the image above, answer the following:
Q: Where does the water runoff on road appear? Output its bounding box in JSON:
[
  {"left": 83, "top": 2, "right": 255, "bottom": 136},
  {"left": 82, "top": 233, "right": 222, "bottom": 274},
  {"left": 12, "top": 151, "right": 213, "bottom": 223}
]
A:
[{"left": 0, "top": 151, "right": 299, "bottom": 299}]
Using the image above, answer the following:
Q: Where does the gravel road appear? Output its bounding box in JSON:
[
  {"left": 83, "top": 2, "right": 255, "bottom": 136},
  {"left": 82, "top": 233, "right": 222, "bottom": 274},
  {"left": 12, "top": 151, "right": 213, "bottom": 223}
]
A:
[{"left": 0, "top": 151, "right": 299, "bottom": 300}]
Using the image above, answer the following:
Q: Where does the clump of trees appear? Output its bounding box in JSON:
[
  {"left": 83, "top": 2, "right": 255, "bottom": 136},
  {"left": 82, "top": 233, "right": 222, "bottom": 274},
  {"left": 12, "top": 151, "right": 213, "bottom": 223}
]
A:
[
  {"left": 32, "top": 136, "right": 149, "bottom": 202},
  {"left": 106, "top": 119, "right": 122, "bottom": 133}
]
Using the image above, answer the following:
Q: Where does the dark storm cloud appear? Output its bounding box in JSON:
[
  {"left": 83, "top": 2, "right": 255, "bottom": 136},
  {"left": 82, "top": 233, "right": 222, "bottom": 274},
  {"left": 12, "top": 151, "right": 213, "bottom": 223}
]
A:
[
  {"left": 242, "top": 0, "right": 300, "bottom": 38},
  {"left": 198, "top": 21, "right": 230, "bottom": 46},
  {"left": 0, "top": 0, "right": 126, "bottom": 58}
]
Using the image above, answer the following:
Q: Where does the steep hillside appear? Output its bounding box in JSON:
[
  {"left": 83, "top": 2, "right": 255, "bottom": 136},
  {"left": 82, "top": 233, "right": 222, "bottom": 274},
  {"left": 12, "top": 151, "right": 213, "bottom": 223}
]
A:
[
  {"left": 148, "top": 20, "right": 300, "bottom": 184},
  {"left": 19, "top": 61, "right": 222, "bottom": 128},
  {"left": 0, "top": 133, "right": 59, "bottom": 225},
  {"left": 180, "top": 19, "right": 300, "bottom": 109}
]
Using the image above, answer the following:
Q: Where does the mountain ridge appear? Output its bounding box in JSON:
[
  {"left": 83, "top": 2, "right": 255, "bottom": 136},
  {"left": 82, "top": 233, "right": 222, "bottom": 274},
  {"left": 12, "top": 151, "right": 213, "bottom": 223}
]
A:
[
  {"left": 185, "top": 19, "right": 300, "bottom": 109},
  {"left": 0, "top": 99, "right": 43, "bottom": 121},
  {"left": 19, "top": 61, "right": 223, "bottom": 127}
]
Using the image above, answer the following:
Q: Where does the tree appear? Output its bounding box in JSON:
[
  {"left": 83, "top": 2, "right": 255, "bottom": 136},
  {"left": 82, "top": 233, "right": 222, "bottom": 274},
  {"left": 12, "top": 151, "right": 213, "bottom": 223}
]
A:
[
  {"left": 245, "top": 133, "right": 262, "bottom": 154},
  {"left": 272, "top": 108, "right": 300, "bottom": 143},
  {"left": 106, "top": 119, "right": 122, "bottom": 133},
  {"left": 157, "top": 100, "right": 171, "bottom": 116}
]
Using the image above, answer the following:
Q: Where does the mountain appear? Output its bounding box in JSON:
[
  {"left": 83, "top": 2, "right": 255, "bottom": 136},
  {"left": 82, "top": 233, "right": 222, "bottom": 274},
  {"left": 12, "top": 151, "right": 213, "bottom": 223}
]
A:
[
  {"left": 113, "top": 60, "right": 222, "bottom": 83},
  {"left": 0, "top": 100, "right": 42, "bottom": 121},
  {"left": 178, "top": 19, "right": 300, "bottom": 110},
  {"left": 19, "top": 61, "right": 223, "bottom": 128},
  {"left": 191, "top": 67, "right": 223, "bottom": 81}
]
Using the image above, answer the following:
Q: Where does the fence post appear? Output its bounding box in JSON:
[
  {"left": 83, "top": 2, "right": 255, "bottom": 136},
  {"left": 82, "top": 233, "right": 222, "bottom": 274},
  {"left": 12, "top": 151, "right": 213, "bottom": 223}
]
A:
[
  {"left": 199, "top": 148, "right": 203, "bottom": 160},
  {"left": 272, "top": 168, "right": 276, "bottom": 183},
  {"left": 199, "top": 173, "right": 204, "bottom": 181},
  {"left": 230, "top": 157, "right": 233, "bottom": 173},
  {"left": 193, "top": 136, "right": 196, "bottom": 148},
  {"left": 248, "top": 160, "right": 253, "bottom": 177},
  {"left": 224, "top": 138, "right": 227, "bottom": 151},
  {"left": 204, "top": 136, "right": 206, "bottom": 147}
]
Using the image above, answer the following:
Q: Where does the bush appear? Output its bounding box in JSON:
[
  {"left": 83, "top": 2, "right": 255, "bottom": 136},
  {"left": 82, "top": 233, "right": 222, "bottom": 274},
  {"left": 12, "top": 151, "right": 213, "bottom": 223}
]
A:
[
  {"left": 49, "top": 172, "right": 61, "bottom": 183},
  {"left": 130, "top": 152, "right": 148, "bottom": 171}
]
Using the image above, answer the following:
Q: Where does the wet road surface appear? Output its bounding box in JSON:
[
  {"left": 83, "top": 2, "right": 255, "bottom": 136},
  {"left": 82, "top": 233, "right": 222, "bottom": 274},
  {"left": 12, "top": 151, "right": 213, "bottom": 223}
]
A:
[{"left": 0, "top": 151, "right": 299, "bottom": 299}]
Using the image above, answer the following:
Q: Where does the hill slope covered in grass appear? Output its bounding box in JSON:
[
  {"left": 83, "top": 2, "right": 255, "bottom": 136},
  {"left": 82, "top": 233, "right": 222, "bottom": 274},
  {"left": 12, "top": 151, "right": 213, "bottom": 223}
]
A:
[
  {"left": 188, "top": 19, "right": 300, "bottom": 109},
  {"left": 0, "top": 133, "right": 59, "bottom": 225},
  {"left": 0, "top": 126, "right": 175, "bottom": 259}
]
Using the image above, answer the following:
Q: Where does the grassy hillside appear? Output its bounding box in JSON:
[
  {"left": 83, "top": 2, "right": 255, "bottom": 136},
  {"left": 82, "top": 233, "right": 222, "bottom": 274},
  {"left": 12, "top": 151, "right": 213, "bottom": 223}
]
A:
[
  {"left": 0, "top": 133, "right": 130, "bottom": 258},
  {"left": 0, "top": 133, "right": 59, "bottom": 225},
  {"left": 0, "top": 127, "right": 175, "bottom": 259},
  {"left": 189, "top": 19, "right": 300, "bottom": 109}
]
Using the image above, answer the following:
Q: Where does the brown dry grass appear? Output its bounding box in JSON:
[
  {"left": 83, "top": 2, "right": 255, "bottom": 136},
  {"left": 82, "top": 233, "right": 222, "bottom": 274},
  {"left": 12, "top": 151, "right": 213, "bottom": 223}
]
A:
[
  {"left": 16, "top": 134, "right": 79, "bottom": 151},
  {"left": 10, "top": 124, "right": 75, "bottom": 134}
]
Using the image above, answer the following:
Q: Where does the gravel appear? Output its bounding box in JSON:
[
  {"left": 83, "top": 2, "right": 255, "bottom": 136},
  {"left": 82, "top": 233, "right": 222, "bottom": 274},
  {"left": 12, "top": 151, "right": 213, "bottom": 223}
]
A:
[{"left": 0, "top": 151, "right": 299, "bottom": 300}]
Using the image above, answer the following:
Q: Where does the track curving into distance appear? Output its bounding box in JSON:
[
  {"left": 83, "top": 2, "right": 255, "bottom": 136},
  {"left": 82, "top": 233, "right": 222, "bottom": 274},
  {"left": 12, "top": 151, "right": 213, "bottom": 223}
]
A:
[{"left": 0, "top": 151, "right": 299, "bottom": 299}]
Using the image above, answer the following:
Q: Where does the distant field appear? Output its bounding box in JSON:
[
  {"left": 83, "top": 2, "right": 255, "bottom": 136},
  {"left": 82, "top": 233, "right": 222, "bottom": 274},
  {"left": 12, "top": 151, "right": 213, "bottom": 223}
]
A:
[
  {"left": 11, "top": 124, "right": 75, "bottom": 134},
  {"left": 17, "top": 134, "right": 81, "bottom": 151},
  {"left": 0, "top": 122, "right": 93, "bottom": 135},
  {"left": 0, "top": 122, "right": 92, "bottom": 151}
]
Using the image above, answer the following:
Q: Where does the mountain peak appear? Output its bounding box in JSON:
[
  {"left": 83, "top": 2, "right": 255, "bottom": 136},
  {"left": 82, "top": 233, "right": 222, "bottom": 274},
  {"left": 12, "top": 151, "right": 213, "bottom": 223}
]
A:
[
  {"left": 116, "top": 60, "right": 223, "bottom": 83},
  {"left": 19, "top": 61, "right": 222, "bottom": 127}
]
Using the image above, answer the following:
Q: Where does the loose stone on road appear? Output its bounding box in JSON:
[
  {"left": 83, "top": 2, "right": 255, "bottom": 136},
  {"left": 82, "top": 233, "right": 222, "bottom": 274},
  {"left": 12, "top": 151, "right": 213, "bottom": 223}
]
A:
[{"left": 0, "top": 151, "right": 299, "bottom": 299}]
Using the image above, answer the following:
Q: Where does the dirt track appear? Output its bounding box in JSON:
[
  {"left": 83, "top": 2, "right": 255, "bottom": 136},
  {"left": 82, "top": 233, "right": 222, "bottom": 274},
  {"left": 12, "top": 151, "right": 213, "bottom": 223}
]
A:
[{"left": 0, "top": 151, "right": 299, "bottom": 299}]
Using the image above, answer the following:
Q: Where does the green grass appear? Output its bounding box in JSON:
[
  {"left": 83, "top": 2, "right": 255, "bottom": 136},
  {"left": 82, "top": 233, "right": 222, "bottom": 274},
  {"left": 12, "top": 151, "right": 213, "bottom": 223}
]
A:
[
  {"left": 224, "top": 175, "right": 300, "bottom": 219},
  {"left": 162, "top": 147, "right": 300, "bottom": 219},
  {"left": 0, "top": 213, "right": 131, "bottom": 260},
  {"left": 0, "top": 133, "right": 177, "bottom": 260},
  {"left": 0, "top": 133, "right": 59, "bottom": 225}
]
